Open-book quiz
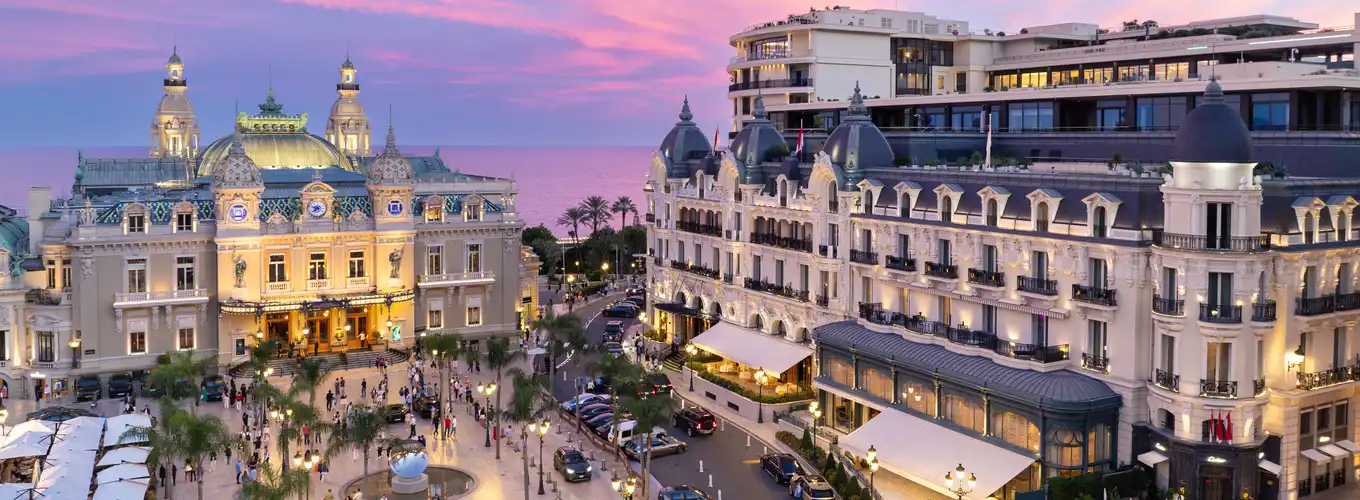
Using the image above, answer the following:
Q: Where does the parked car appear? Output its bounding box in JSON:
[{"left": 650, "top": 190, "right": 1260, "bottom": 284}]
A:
[
  {"left": 760, "top": 453, "right": 804, "bottom": 484},
  {"left": 602, "top": 321, "right": 625, "bottom": 342},
  {"left": 598, "top": 420, "right": 661, "bottom": 445},
  {"left": 74, "top": 375, "right": 102, "bottom": 401},
  {"left": 107, "top": 373, "right": 134, "bottom": 399},
  {"left": 602, "top": 342, "right": 625, "bottom": 356},
  {"left": 621, "top": 296, "right": 645, "bottom": 308},
  {"left": 577, "top": 403, "right": 613, "bottom": 419},
  {"left": 790, "top": 475, "right": 837, "bottom": 499},
  {"left": 672, "top": 406, "right": 716, "bottom": 437},
  {"left": 657, "top": 485, "right": 710, "bottom": 500},
  {"left": 610, "top": 302, "right": 641, "bottom": 313},
  {"left": 414, "top": 395, "right": 441, "bottom": 419},
  {"left": 644, "top": 372, "right": 673, "bottom": 395},
  {"left": 560, "top": 394, "right": 606, "bottom": 412},
  {"left": 139, "top": 372, "right": 157, "bottom": 397},
  {"left": 201, "top": 375, "right": 227, "bottom": 401},
  {"left": 583, "top": 414, "right": 619, "bottom": 433},
  {"left": 382, "top": 404, "right": 407, "bottom": 423},
  {"left": 622, "top": 434, "right": 687, "bottom": 460},
  {"left": 602, "top": 305, "right": 637, "bottom": 318},
  {"left": 553, "top": 446, "right": 593, "bottom": 482},
  {"left": 626, "top": 287, "right": 644, "bottom": 297}
]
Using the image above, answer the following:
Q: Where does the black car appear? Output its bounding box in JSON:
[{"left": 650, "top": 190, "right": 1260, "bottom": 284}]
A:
[
  {"left": 414, "top": 395, "right": 441, "bottom": 419},
  {"left": 107, "top": 373, "right": 134, "bottom": 399},
  {"left": 201, "top": 375, "right": 227, "bottom": 401},
  {"left": 657, "top": 485, "right": 711, "bottom": 500},
  {"left": 140, "top": 372, "right": 157, "bottom": 397},
  {"left": 74, "top": 375, "right": 102, "bottom": 401},
  {"left": 621, "top": 296, "right": 645, "bottom": 308},
  {"left": 586, "top": 376, "right": 613, "bottom": 395},
  {"left": 760, "top": 453, "right": 804, "bottom": 484},
  {"left": 672, "top": 406, "right": 716, "bottom": 437},
  {"left": 553, "top": 446, "right": 592, "bottom": 482},
  {"left": 644, "top": 373, "right": 673, "bottom": 395},
  {"left": 382, "top": 404, "right": 407, "bottom": 423},
  {"left": 602, "top": 305, "right": 637, "bottom": 318}
]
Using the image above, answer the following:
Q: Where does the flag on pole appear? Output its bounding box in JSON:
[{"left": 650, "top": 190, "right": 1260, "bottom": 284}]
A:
[
  {"left": 713, "top": 125, "right": 720, "bottom": 151},
  {"left": 793, "top": 126, "right": 805, "bottom": 155},
  {"left": 1209, "top": 410, "right": 1219, "bottom": 442},
  {"left": 1226, "top": 411, "right": 1233, "bottom": 442},
  {"left": 983, "top": 111, "right": 993, "bottom": 167}
]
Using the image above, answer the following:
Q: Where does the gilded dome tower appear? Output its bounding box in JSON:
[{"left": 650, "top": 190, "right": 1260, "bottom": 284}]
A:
[
  {"left": 326, "top": 55, "right": 371, "bottom": 156},
  {"left": 150, "top": 46, "right": 201, "bottom": 158}
]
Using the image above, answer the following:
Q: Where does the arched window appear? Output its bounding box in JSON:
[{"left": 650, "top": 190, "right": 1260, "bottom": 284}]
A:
[
  {"left": 942, "top": 197, "right": 954, "bottom": 223},
  {"left": 1046, "top": 427, "right": 1086, "bottom": 476},
  {"left": 1092, "top": 206, "right": 1108, "bottom": 238},
  {"left": 992, "top": 411, "right": 1041, "bottom": 453},
  {"left": 1304, "top": 212, "right": 1316, "bottom": 244},
  {"left": 752, "top": 314, "right": 764, "bottom": 331},
  {"left": 942, "top": 394, "right": 984, "bottom": 433},
  {"left": 1035, "top": 202, "right": 1050, "bottom": 232},
  {"left": 827, "top": 181, "right": 839, "bottom": 212},
  {"left": 985, "top": 199, "right": 999, "bottom": 227}
]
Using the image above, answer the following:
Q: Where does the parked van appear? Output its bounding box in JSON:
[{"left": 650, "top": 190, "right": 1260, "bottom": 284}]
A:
[{"left": 599, "top": 420, "right": 665, "bottom": 445}]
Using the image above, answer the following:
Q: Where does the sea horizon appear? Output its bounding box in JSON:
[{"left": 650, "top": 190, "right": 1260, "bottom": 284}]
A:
[{"left": 0, "top": 145, "right": 653, "bottom": 238}]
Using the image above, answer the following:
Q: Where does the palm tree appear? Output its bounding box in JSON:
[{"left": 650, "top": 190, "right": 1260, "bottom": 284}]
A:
[
  {"left": 119, "top": 402, "right": 186, "bottom": 500},
  {"left": 595, "top": 353, "right": 644, "bottom": 462},
  {"left": 621, "top": 389, "right": 679, "bottom": 500},
  {"left": 246, "top": 338, "right": 282, "bottom": 381},
  {"left": 483, "top": 336, "right": 525, "bottom": 460},
  {"left": 324, "top": 404, "right": 387, "bottom": 477},
  {"left": 502, "top": 368, "right": 552, "bottom": 500},
  {"left": 236, "top": 461, "right": 307, "bottom": 500},
  {"left": 579, "top": 196, "right": 613, "bottom": 237},
  {"left": 556, "top": 207, "right": 587, "bottom": 243},
  {"left": 610, "top": 196, "right": 638, "bottom": 230},
  {"left": 149, "top": 349, "right": 215, "bottom": 414},
  {"left": 292, "top": 357, "right": 328, "bottom": 407},
  {"left": 122, "top": 401, "right": 244, "bottom": 500},
  {"left": 529, "top": 314, "right": 585, "bottom": 397},
  {"left": 419, "top": 333, "right": 463, "bottom": 412}
]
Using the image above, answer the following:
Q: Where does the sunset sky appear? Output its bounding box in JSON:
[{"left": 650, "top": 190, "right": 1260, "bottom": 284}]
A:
[{"left": 0, "top": 0, "right": 1353, "bottom": 148}]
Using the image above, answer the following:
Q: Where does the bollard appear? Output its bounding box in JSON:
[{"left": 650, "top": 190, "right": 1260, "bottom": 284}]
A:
[
  {"left": 599, "top": 458, "right": 607, "bottom": 472},
  {"left": 763, "top": 446, "right": 768, "bottom": 455},
  {"left": 721, "top": 419, "right": 725, "bottom": 432},
  {"left": 718, "top": 491, "right": 722, "bottom": 500},
  {"left": 746, "top": 434, "right": 750, "bottom": 447},
  {"left": 698, "top": 460, "right": 703, "bottom": 473},
  {"left": 708, "top": 474, "right": 713, "bottom": 488}
]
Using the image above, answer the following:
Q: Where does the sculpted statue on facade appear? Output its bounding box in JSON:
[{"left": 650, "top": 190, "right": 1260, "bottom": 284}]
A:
[
  {"left": 233, "top": 254, "right": 247, "bottom": 288},
  {"left": 389, "top": 247, "right": 404, "bottom": 278}
]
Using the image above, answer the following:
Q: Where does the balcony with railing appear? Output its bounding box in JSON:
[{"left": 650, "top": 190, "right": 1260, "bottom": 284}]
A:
[
  {"left": 1152, "top": 295, "right": 1184, "bottom": 316},
  {"left": 670, "top": 261, "right": 720, "bottom": 280},
  {"left": 722, "top": 273, "right": 734, "bottom": 285},
  {"left": 849, "top": 249, "right": 878, "bottom": 265},
  {"left": 113, "top": 288, "right": 209, "bottom": 308},
  {"left": 1297, "top": 295, "right": 1336, "bottom": 316},
  {"left": 25, "top": 289, "right": 69, "bottom": 306},
  {"left": 1339, "top": 292, "right": 1360, "bottom": 311},
  {"left": 967, "top": 268, "right": 1005, "bottom": 288},
  {"left": 923, "top": 262, "right": 958, "bottom": 279},
  {"left": 1072, "top": 284, "right": 1117, "bottom": 307},
  {"left": 815, "top": 295, "right": 829, "bottom": 308},
  {"left": 1252, "top": 301, "right": 1277, "bottom": 322},
  {"left": 743, "top": 278, "right": 810, "bottom": 302},
  {"left": 1296, "top": 364, "right": 1360, "bottom": 391},
  {"left": 1080, "top": 353, "right": 1109, "bottom": 374},
  {"left": 418, "top": 271, "right": 497, "bottom": 287},
  {"left": 1152, "top": 232, "right": 1270, "bottom": 252},
  {"left": 1017, "top": 276, "right": 1058, "bottom": 296},
  {"left": 1198, "top": 303, "right": 1242, "bottom": 324},
  {"left": 728, "top": 78, "right": 814, "bottom": 92},
  {"left": 679, "top": 221, "right": 722, "bottom": 237},
  {"left": 1154, "top": 369, "right": 1180, "bottom": 392},
  {"left": 857, "top": 303, "right": 1069, "bottom": 364},
  {"left": 817, "top": 245, "right": 838, "bottom": 258},
  {"left": 750, "top": 233, "right": 813, "bottom": 252},
  {"left": 885, "top": 255, "right": 916, "bottom": 272},
  {"left": 1199, "top": 379, "right": 1238, "bottom": 398}
]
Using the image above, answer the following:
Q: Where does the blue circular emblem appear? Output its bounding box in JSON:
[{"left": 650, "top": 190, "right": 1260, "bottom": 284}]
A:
[
  {"left": 228, "top": 204, "right": 248, "bottom": 223},
  {"left": 387, "top": 199, "right": 404, "bottom": 216},
  {"left": 308, "top": 200, "right": 328, "bottom": 218}
]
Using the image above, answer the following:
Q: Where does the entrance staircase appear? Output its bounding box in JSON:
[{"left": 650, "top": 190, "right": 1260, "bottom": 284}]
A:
[{"left": 226, "top": 348, "right": 410, "bottom": 379}]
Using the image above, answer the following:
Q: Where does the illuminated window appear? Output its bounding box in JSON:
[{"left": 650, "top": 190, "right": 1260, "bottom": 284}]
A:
[
  {"left": 467, "top": 306, "right": 482, "bottom": 326},
  {"left": 348, "top": 250, "right": 365, "bottom": 278},
  {"left": 268, "top": 254, "right": 287, "bottom": 282},
  {"left": 465, "top": 199, "right": 483, "bottom": 221},
  {"left": 426, "top": 204, "right": 443, "bottom": 223},
  {"left": 126, "top": 259, "right": 147, "bottom": 293},
  {"left": 427, "top": 245, "right": 443, "bottom": 275},
  {"left": 467, "top": 244, "right": 481, "bottom": 273},
  {"left": 308, "top": 252, "right": 328, "bottom": 280},
  {"left": 178, "top": 327, "right": 195, "bottom": 350},
  {"left": 429, "top": 309, "right": 443, "bottom": 330},
  {"left": 175, "top": 256, "right": 195, "bottom": 290}
]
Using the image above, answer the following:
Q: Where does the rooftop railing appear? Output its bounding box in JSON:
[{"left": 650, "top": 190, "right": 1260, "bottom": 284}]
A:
[
  {"left": 1153, "top": 232, "right": 1270, "bottom": 252},
  {"left": 858, "top": 303, "right": 1069, "bottom": 364},
  {"left": 1017, "top": 276, "right": 1058, "bottom": 296}
]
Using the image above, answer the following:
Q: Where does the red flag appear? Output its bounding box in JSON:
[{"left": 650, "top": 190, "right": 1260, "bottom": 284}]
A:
[
  {"left": 713, "top": 125, "right": 720, "bottom": 151},
  {"left": 1226, "top": 412, "right": 1233, "bottom": 442},
  {"left": 1210, "top": 410, "right": 1219, "bottom": 442},
  {"left": 793, "top": 127, "right": 805, "bottom": 155}
]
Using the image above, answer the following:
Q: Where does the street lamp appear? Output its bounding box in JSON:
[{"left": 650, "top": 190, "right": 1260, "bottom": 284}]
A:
[
  {"left": 478, "top": 383, "right": 497, "bottom": 447},
  {"left": 684, "top": 344, "right": 698, "bottom": 391},
  {"left": 0, "top": 408, "right": 9, "bottom": 437},
  {"left": 67, "top": 338, "right": 80, "bottom": 368},
  {"left": 292, "top": 452, "right": 302, "bottom": 468},
  {"left": 754, "top": 367, "right": 768, "bottom": 423},
  {"left": 534, "top": 418, "right": 550, "bottom": 495},
  {"left": 869, "top": 456, "right": 879, "bottom": 498},
  {"left": 611, "top": 474, "right": 637, "bottom": 500},
  {"left": 809, "top": 401, "right": 822, "bottom": 444},
  {"left": 944, "top": 463, "right": 977, "bottom": 500}
]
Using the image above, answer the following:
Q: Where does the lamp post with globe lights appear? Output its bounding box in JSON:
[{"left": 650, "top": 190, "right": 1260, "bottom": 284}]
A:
[
  {"left": 755, "top": 367, "right": 769, "bottom": 423},
  {"left": 478, "top": 383, "right": 497, "bottom": 447},
  {"left": 809, "top": 401, "right": 822, "bottom": 443},
  {"left": 67, "top": 338, "right": 80, "bottom": 368},
  {"left": 610, "top": 474, "right": 638, "bottom": 499},
  {"left": 531, "top": 418, "right": 550, "bottom": 494},
  {"left": 0, "top": 408, "right": 9, "bottom": 437},
  {"left": 945, "top": 463, "right": 977, "bottom": 500},
  {"left": 684, "top": 344, "right": 698, "bottom": 391}
]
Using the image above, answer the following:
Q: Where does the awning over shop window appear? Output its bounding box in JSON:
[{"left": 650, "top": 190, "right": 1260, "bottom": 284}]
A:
[
  {"left": 1137, "top": 451, "right": 1169, "bottom": 467},
  {"left": 654, "top": 302, "right": 702, "bottom": 317},
  {"left": 1258, "top": 459, "right": 1282, "bottom": 476},
  {"left": 690, "top": 321, "right": 811, "bottom": 374},
  {"left": 838, "top": 408, "right": 1035, "bottom": 500},
  {"left": 1319, "top": 444, "right": 1351, "bottom": 459},
  {"left": 1301, "top": 449, "right": 1331, "bottom": 465},
  {"left": 1336, "top": 440, "right": 1360, "bottom": 454}
]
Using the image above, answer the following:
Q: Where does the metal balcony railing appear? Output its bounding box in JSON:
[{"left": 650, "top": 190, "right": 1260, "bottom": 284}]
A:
[
  {"left": 1072, "top": 284, "right": 1117, "bottom": 306},
  {"left": 1152, "top": 295, "right": 1184, "bottom": 316},
  {"left": 1296, "top": 295, "right": 1336, "bottom": 316},
  {"left": 857, "top": 303, "right": 1069, "bottom": 364},
  {"left": 1296, "top": 364, "right": 1360, "bottom": 391},
  {"left": 818, "top": 245, "right": 838, "bottom": 258},
  {"left": 885, "top": 255, "right": 916, "bottom": 272},
  {"left": 750, "top": 233, "right": 813, "bottom": 252},
  {"left": 849, "top": 250, "right": 878, "bottom": 265},
  {"left": 924, "top": 262, "right": 957, "bottom": 279},
  {"left": 1081, "top": 353, "right": 1109, "bottom": 373},
  {"left": 1154, "top": 369, "right": 1179, "bottom": 392},
  {"left": 967, "top": 268, "right": 1005, "bottom": 287},
  {"left": 1338, "top": 292, "right": 1360, "bottom": 311},
  {"left": 679, "top": 222, "right": 721, "bottom": 237},
  {"left": 669, "top": 261, "right": 720, "bottom": 279},
  {"left": 743, "top": 278, "right": 810, "bottom": 302},
  {"left": 1251, "top": 301, "right": 1277, "bottom": 322},
  {"left": 815, "top": 295, "right": 829, "bottom": 308},
  {"left": 1199, "top": 379, "right": 1238, "bottom": 398},
  {"left": 1152, "top": 232, "right": 1270, "bottom": 252},
  {"left": 1198, "top": 303, "right": 1242, "bottom": 323},
  {"left": 727, "top": 78, "right": 814, "bottom": 92},
  {"left": 1017, "top": 276, "right": 1058, "bottom": 296},
  {"left": 995, "top": 341, "right": 1070, "bottom": 363}
]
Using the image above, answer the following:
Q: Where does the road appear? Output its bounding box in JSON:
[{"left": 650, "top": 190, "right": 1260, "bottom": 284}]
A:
[{"left": 540, "top": 293, "right": 789, "bottom": 499}]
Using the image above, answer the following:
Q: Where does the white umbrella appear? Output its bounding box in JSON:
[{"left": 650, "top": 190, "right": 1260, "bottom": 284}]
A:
[
  {"left": 96, "top": 463, "right": 149, "bottom": 484},
  {"left": 96, "top": 446, "right": 150, "bottom": 467},
  {"left": 0, "top": 483, "right": 35, "bottom": 500},
  {"left": 92, "top": 479, "right": 149, "bottom": 500},
  {"left": 0, "top": 441, "right": 47, "bottom": 460},
  {"left": 103, "top": 414, "right": 150, "bottom": 448}
]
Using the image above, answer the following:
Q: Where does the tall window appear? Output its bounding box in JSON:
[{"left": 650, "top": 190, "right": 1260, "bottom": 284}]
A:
[
  {"left": 1206, "top": 202, "right": 1233, "bottom": 249},
  {"left": 1092, "top": 207, "right": 1108, "bottom": 238},
  {"left": 175, "top": 212, "right": 194, "bottom": 232},
  {"left": 308, "top": 252, "right": 328, "bottom": 280},
  {"left": 1034, "top": 202, "right": 1049, "bottom": 232},
  {"left": 36, "top": 331, "right": 55, "bottom": 362},
  {"left": 465, "top": 200, "right": 483, "bottom": 221},
  {"left": 268, "top": 254, "right": 287, "bottom": 282},
  {"left": 178, "top": 327, "right": 195, "bottom": 350},
  {"left": 943, "top": 395, "right": 985, "bottom": 433},
  {"left": 861, "top": 365, "right": 893, "bottom": 401},
  {"left": 126, "top": 258, "right": 147, "bottom": 293},
  {"left": 1088, "top": 320, "right": 1107, "bottom": 356},
  {"left": 993, "top": 412, "right": 1041, "bottom": 453},
  {"left": 1207, "top": 272, "right": 1233, "bottom": 308},
  {"left": 348, "top": 250, "right": 365, "bottom": 278},
  {"left": 900, "top": 379, "right": 936, "bottom": 417},
  {"left": 129, "top": 331, "right": 146, "bottom": 354},
  {"left": 1031, "top": 314, "right": 1049, "bottom": 346},
  {"left": 1089, "top": 258, "right": 1108, "bottom": 288},
  {"left": 825, "top": 355, "right": 853, "bottom": 385},
  {"left": 799, "top": 264, "right": 810, "bottom": 292},
  {"left": 45, "top": 260, "right": 55, "bottom": 289},
  {"left": 985, "top": 199, "right": 998, "bottom": 226},
  {"left": 941, "top": 197, "right": 954, "bottom": 223},
  {"left": 898, "top": 234, "right": 910, "bottom": 258},
  {"left": 427, "top": 246, "right": 444, "bottom": 275},
  {"left": 983, "top": 244, "right": 997, "bottom": 272},
  {"left": 429, "top": 309, "right": 444, "bottom": 330},
  {"left": 467, "top": 305, "right": 483, "bottom": 326},
  {"left": 1334, "top": 327, "right": 1348, "bottom": 369},
  {"left": 1032, "top": 251, "right": 1048, "bottom": 279},
  {"left": 467, "top": 244, "right": 482, "bottom": 273},
  {"left": 1206, "top": 342, "right": 1232, "bottom": 382},
  {"left": 1160, "top": 334, "right": 1176, "bottom": 372},
  {"left": 982, "top": 304, "right": 998, "bottom": 334},
  {"left": 175, "top": 256, "right": 195, "bottom": 290},
  {"left": 127, "top": 213, "right": 146, "bottom": 234},
  {"left": 937, "top": 238, "right": 952, "bottom": 266},
  {"left": 61, "top": 259, "right": 70, "bottom": 290}
]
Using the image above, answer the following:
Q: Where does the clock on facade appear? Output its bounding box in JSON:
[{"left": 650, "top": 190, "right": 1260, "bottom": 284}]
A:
[
  {"left": 387, "top": 199, "right": 403, "bottom": 216},
  {"left": 228, "top": 204, "right": 249, "bottom": 223},
  {"left": 308, "top": 200, "right": 328, "bottom": 218}
]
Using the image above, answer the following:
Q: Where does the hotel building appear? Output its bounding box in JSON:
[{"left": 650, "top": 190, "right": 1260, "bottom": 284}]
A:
[
  {"left": 647, "top": 11, "right": 1360, "bottom": 497},
  {"left": 0, "top": 51, "right": 531, "bottom": 399}
]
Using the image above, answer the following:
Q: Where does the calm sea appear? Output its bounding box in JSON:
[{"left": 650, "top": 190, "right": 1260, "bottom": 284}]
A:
[{"left": 0, "top": 146, "right": 652, "bottom": 237}]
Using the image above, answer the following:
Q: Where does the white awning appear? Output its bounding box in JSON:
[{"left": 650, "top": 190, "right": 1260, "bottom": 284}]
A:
[
  {"left": 1319, "top": 444, "right": 1351, "bottom": 459},
  {"left": 0, "top": 441, "right": 48, "bottom": 460},
  {"left": 691, "top": 321, "right": 812, "bottom": 374},
  {"left": 1336, "top": 440, "right": 1360, "bottom": 454},
  {"left": 96, "top": 463, "right": 150, "bottom": 484},
  {"left": 1138, "top": 451, "right": 1169, "bottom": 467},
  {"left": 1259, "top": 460, "right": 1282, "bottom": 476},
  {"left": 103, "top": 414, "right": 150, "bottom": 448},
  {"left": 97, "top": 446, "right": 150, "bottom": 467},
  {"left": 839, "top": 409, "right": 1035, "bottom": 500},
  {"left": 92, "top": 479, "right": 149, "bottom": 500},
  {"left": 1301, "top": 449, "right": 1331, "bottom": 465}
]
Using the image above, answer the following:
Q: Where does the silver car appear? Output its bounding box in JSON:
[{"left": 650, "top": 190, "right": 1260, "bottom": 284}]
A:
[{"left": 622, "top": 434, "right": 687, "bottom": 460}]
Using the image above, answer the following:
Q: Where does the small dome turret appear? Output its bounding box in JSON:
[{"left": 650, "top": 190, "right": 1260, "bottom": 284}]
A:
[
  {"left": 659, "top": 97, "right": 712, "bottom": 177},
  {"left": 213, "top": 128, "right": 263, "bottom": 189},
  {"left": 368, "top": 119, "right": 413, "bottom": 186},
  {"left": 1170, "top": 80, "right": 1254, "bottom": 164},
  {"left": 823, "top": 82, "right": 893, "bottom": 188},
  {"left": 729, "top": 92, "right": 787, "bottom": 177}
]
